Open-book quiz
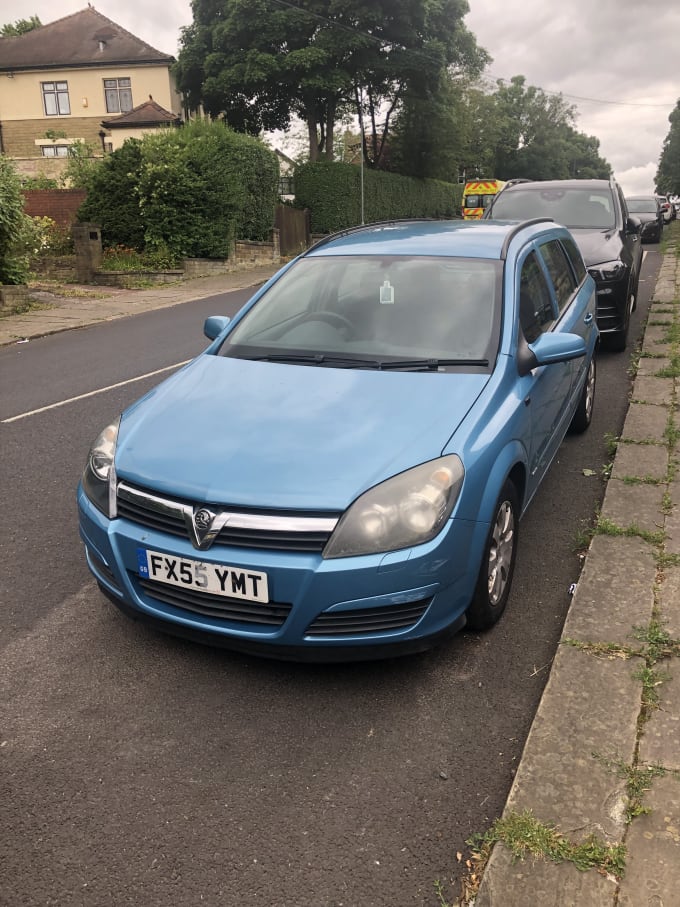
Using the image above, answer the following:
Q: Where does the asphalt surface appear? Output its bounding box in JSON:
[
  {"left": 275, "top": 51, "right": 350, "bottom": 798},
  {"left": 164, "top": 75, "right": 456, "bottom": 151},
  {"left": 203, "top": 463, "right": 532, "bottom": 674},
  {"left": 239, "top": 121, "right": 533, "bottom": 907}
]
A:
[{"left": 1, "top": 249, "right": 679, "bottom": 905}]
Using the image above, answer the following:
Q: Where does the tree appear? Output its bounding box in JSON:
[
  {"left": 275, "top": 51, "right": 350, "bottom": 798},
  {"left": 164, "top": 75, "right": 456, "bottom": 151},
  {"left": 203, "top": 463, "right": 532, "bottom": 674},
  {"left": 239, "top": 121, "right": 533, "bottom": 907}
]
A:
[
  {"left": 175, "top": 0, "right": 488, "bottom": 165},
  {"left": 1, "top": 15, "right": 41, "bottom": 36},
  {"left": 389, "top": 69, "right": 469, "bottom": 180},
  {"left": 656, "top": 99, "right": 680, "bottom": 196},
  {"left": 459, "top": 75, "right": 610, "bottom": 181}
]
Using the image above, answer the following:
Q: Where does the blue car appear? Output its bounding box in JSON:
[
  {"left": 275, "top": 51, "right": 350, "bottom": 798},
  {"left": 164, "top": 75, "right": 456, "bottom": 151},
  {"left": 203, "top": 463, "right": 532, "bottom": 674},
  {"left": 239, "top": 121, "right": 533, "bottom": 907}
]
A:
[{"left": 78, "top": 219, "right": 598, "bottom": 661}]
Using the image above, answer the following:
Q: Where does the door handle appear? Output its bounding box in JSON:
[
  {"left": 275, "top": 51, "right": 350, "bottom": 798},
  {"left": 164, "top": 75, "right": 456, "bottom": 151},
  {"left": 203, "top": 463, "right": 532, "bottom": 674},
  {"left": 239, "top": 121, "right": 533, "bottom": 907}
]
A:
[{"left": 584, "top": 313, "right": 593, "bottom": 325}]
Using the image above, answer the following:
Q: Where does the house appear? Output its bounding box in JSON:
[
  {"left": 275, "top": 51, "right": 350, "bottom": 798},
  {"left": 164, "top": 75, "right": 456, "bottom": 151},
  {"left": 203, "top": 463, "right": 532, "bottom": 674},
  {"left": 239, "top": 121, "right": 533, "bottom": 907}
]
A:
[{"left": 0, "top": 6, "right": 182, "bottom": 179}]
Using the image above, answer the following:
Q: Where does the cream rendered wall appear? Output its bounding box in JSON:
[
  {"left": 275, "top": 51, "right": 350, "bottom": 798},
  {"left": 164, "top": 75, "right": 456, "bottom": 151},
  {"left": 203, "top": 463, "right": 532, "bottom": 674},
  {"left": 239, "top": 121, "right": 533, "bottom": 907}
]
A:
[{"left": 0, "top": 65, "right": 179, "bottom": 120}]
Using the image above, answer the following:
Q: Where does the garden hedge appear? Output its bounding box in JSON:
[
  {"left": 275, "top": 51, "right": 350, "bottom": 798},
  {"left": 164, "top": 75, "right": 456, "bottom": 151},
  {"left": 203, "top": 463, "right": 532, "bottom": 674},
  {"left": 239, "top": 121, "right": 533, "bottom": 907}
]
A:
[{"left": 294, "top": 162, "right": 463, "bottom": 234}]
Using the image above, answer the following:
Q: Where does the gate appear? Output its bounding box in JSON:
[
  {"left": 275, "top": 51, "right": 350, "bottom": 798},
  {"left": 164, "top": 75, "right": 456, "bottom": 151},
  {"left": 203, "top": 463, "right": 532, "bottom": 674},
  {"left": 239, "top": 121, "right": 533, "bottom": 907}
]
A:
[{"left": 274, "top": 205, "right": 311, "bottom": 256}]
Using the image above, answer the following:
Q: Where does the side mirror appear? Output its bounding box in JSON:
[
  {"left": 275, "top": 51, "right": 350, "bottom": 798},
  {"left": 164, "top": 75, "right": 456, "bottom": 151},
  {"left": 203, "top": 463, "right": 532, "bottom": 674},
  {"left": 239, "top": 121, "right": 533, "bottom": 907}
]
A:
[
  {"left": 626, "top": 215, "right": 641, "bottom": 235},
  {"left": 204, "top": 315, "right": 231, "bottom": 340},
  {"left": 518, "top": 332, "right": 586, "bottom": 377}
]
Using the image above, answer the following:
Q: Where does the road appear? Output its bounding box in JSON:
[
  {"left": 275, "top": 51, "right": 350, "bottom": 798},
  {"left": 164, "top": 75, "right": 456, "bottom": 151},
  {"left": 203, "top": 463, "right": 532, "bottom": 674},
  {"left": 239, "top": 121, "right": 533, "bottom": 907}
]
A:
[{"left": 0, "top": 250, "right": 661, "bottom": 906}]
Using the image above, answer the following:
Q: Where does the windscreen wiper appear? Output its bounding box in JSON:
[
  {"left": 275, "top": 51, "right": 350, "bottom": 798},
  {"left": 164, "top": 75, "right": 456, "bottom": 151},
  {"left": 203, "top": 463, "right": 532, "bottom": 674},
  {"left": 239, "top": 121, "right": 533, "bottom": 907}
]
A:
[
  {"left": 250, "top": 353, "right": 382, "bottom": 368},
  {"left": 376, "top": 358, "right": 489, "bottom": 370}
]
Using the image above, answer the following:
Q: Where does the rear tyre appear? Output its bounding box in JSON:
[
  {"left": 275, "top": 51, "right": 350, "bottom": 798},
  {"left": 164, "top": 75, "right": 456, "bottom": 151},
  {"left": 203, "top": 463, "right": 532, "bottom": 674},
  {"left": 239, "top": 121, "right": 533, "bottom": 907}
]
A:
[
  {"left": 466, "top": 480, "right": 519, "bottom": 631},
  {"left": 569, "top": 358, "right": 596, "bottom": 434}
]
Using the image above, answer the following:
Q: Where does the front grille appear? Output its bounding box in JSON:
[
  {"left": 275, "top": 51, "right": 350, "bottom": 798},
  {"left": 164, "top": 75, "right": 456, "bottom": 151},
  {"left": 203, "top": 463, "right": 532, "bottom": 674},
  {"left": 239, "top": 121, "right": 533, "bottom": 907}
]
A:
[
  {"left": 139, "top": 578, "right": 292, "bottom": 627},
  {"left": 117, "top": 481, "right": 338, "bottom": 553},
  {"left": 305, "top": 599, "right": 431, "bottom": 637}
]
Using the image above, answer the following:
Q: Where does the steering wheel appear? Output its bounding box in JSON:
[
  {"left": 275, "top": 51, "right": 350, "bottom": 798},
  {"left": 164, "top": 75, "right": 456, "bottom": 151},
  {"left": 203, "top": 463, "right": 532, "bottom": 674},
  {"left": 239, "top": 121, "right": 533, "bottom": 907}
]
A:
[{"left": 306, "top": 311, "right": 356, "bottom": 338}]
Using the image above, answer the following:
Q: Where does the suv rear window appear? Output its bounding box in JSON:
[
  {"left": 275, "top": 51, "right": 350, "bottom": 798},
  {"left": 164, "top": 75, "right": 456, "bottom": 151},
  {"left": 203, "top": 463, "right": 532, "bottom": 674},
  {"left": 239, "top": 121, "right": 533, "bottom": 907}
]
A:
[{"left": 491, "top": 186, "right": 616, "bottom": 229}]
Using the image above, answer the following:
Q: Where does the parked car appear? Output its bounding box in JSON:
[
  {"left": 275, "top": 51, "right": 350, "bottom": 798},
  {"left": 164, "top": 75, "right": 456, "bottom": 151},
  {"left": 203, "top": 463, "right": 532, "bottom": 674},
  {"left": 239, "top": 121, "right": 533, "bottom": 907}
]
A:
[
  {"left": 78, "top": 218, "right": 598, "bottom": 661},
  {"left": 626, "top": 195, "right": 663, "bottom": 243},
  {"left": 656, "top": 195, "right": 674, "bottom": 223},
  {"left": 485, "top": 178, "right": 642, "bottom": 351}
]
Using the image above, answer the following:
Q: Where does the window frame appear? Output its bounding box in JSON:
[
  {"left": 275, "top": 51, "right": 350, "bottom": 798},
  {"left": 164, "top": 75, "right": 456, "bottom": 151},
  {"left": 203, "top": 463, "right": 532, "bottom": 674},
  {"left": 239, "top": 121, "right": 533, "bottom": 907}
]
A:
[
  {"left": 537, "top": 239, "right": 577, "bottom": 315},
  {"left": 517, "top": 250, "right": 557, "bottom": 344},
  {"left": 103, "top": 77, "right": 133, "bottom": 114},
  {"left": 42, "top": 81, "right": 71, "bottom": 116}
]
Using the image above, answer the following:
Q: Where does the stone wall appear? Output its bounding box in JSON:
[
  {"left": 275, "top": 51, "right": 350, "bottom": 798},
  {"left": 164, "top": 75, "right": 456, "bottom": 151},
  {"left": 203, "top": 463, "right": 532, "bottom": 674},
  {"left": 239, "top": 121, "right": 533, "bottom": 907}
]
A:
[
  {"left": 92, "top": 270, "right": 184, "bottom": 288},
  {"left": 0, "top": 284, "right": 29, "bottom": 315}
]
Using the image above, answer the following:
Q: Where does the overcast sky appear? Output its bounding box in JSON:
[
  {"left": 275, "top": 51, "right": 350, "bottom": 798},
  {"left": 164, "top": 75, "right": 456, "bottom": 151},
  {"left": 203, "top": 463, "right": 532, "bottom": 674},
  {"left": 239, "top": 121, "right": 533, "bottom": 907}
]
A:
[{"left": 3, "top": 0, "right": 678, "bottom": 194}]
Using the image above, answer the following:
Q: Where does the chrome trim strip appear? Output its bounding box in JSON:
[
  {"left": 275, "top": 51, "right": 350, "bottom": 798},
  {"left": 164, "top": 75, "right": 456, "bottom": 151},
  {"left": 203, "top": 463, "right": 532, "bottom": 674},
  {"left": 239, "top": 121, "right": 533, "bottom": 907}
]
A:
[{"left": 117, "top": 481, "right": 339, "bottom": 533}]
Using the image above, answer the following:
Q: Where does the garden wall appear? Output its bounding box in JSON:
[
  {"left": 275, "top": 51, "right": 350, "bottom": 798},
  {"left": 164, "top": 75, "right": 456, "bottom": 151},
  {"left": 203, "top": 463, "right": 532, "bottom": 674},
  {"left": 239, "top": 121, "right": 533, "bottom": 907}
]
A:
[{"left": 23, "top": 189, "right": 87, "bottom": 229}]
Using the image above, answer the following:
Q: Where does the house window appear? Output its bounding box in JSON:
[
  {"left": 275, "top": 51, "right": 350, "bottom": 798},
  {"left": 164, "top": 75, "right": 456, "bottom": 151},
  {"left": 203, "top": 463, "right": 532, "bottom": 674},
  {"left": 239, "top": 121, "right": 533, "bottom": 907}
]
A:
[
  {"left": 42, "top": 81, "right": 71, "bottom": 116},
  {"left": 278, "top": 175, "right": 294, "bottom": 196},
  {"left": 104, "top": 77, "right": 133, "bottom": 113},
  {"left": 40, "top": 145, "right": 70, "bottom": 157}
]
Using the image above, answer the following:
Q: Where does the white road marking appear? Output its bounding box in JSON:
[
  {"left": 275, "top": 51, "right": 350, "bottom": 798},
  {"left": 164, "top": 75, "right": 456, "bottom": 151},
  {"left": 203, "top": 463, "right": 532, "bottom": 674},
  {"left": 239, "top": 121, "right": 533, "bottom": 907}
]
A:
[{"left": 2, "top": 360, "right": 191, "bottom": 424}]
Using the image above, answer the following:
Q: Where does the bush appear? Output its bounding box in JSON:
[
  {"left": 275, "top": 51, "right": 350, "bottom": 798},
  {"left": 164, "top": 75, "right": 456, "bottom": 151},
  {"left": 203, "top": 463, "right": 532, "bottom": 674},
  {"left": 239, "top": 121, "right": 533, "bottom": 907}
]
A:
[
  {"left": 78, "top": 122, "right": 279, "bottom": 260},
  {"left": 294, "top": 162, "right": 462, "bottom": 234},
  {"left": 101, "top": 244, "right": 181, "bottom": 271},
  {"left": 78, "top": 140, "right": 145, "bottom": 249},
  {"left": 0, "top": 155, "right": 36, "bottom": 284},
  {"left": 30, "top": 216, "right": 74, "bottom": 255}
]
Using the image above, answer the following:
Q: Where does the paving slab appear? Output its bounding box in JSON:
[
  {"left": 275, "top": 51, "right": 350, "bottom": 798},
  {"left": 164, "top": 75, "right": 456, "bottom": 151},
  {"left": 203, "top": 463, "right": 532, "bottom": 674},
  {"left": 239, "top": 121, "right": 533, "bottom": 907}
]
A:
[
  {"left": 638, "top": 668, "right": 680, "bottom": 771},
  {"left": 599, "top": 481, "right": 665, "bottom": 536},
  {"left": 617, "top": 775, "right": 680, "bottom": 907},
  {"left": 564, "top": 535, "right": 656, "bottom": 647},
  {"left": 664, "top": 478, "right": 680, "bottom": 556},
  {"left": 656, "top": 567, "right": 680, "bottom": 637},
  {"left": 631, "top": 376, "right": 675, "bottom": 406},
  {"left": 635, "top": 356, "right": 672, "bottom": 377},
  {"left": 609, "top": 443, "right": 668, "bottom": 483},
  {"left": 475, "top": 844, "right": 617, "bottom": 907},
  {"left": 502, "top": 646, "right": 640, "bottom": 841},
  {"left": 620, "top": 404, "right": 669, "bottom": 443}
]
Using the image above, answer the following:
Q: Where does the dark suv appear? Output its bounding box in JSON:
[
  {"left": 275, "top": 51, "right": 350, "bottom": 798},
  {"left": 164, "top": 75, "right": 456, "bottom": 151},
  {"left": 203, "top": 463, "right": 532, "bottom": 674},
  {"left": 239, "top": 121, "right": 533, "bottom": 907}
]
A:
[{"left": 485, "top": 179, "right": 642, "bottom": 351}]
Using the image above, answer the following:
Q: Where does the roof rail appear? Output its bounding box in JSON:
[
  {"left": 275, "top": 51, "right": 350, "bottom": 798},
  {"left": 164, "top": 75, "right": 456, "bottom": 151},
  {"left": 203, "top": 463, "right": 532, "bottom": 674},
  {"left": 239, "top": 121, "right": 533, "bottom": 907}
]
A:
[{"left": 500, "top": 218, "right": 554, "bottom": 259}]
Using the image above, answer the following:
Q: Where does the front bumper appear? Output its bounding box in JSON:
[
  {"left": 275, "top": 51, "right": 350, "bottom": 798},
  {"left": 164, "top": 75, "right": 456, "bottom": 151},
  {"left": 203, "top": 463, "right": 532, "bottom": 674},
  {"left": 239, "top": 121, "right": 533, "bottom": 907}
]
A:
[
  {"left": 77, "top": 485, "right": 481, "bottom": 661},
  {"left": 591, "top": 272, "right": 631, "bottom": 335}
]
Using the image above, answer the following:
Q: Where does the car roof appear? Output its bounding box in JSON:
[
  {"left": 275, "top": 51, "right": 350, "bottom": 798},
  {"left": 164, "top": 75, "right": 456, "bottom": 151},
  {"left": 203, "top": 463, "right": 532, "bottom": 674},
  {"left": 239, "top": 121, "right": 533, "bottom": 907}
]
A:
[
  {"left": 500, "top": 178, "right": 613, "bottom": 193},
  {"left": 304, "top": 218, "right": 560, "bottom": 261}
]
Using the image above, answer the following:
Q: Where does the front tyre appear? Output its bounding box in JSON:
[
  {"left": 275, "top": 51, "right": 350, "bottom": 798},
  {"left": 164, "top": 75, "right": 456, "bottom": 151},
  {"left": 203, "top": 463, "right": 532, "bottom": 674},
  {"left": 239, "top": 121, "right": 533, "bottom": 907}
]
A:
[
  {"left": 466, "top": 480, "right": 519, "bottom": 631},
  {"left": 569, "top": 357, "right": 596, "bottom": 434}
]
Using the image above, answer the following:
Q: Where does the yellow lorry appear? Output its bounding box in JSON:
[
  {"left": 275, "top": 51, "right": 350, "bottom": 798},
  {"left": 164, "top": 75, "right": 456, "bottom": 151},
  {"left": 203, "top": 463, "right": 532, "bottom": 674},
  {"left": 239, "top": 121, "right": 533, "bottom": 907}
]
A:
[{"left": 461, "top": 179, "right": 507, "bottom": 219}]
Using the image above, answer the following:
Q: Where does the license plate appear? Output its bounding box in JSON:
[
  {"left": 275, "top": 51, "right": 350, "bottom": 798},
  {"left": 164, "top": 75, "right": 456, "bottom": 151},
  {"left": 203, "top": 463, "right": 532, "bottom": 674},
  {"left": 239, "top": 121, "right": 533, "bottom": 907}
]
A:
[{"left": 137, "top": 548, "right": 269, "bottom": 603}]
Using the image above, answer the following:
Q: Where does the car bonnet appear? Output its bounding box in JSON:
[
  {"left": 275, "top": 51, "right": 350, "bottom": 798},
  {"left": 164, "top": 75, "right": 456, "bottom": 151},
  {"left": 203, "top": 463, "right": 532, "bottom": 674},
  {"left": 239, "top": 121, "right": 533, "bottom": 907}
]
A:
[
  {"left": 115, "top": 355, "right": 490, "bottom": 511},
  {"left": 567, "top": 226, "right": 624, "bottom": 266}
]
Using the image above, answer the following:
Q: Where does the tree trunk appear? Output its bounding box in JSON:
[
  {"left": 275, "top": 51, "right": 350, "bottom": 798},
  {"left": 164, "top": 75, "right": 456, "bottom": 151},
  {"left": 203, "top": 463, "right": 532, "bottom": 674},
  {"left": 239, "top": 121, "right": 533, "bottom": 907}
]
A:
[{"left": 307, "top": 113, "right": 320, "bottom": 162}]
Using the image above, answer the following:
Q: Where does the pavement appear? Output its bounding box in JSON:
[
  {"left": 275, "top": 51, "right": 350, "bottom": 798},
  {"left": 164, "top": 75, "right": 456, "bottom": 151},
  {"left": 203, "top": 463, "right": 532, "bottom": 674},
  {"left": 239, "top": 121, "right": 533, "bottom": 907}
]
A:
[
  {"left": 0, "top": 264, "right": 281, "bottom": 347},
  {"left": 2, "top": 253, "right": 679, "bottom": 906}
]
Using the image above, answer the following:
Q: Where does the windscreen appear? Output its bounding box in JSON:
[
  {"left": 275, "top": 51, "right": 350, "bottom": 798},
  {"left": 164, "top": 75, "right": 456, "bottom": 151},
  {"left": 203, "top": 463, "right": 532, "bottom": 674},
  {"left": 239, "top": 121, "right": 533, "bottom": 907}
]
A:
[{"left": 220, "top": 255, "right": 502, "bottom": 367}]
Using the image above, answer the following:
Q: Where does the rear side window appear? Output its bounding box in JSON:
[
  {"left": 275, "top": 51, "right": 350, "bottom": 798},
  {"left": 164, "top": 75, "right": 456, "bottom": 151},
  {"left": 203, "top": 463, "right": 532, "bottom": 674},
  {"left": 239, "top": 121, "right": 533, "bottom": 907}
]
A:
[
  {"left": 561, "top": 237, "right": 587, "bottom": 284},
  {"left": 538, "top": 240, "right": 576, "bottom": 313},
  {"left": 519, "top": 252, "right": 555, "bottom": 343}
]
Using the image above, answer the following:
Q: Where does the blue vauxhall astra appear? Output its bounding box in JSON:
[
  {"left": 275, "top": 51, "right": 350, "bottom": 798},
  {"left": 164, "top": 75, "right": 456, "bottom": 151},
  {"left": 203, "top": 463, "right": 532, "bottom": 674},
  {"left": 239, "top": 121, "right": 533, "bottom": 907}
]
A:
[{"left": 77, "top": 218, "right": 598, "bottom": 661}]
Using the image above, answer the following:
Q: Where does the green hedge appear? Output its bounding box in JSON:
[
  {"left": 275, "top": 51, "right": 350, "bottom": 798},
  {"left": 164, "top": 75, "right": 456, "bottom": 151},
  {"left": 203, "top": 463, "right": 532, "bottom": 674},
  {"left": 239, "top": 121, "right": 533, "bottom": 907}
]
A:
[{"left": 294, "top": 162, "right": 463, "bottom": 234}]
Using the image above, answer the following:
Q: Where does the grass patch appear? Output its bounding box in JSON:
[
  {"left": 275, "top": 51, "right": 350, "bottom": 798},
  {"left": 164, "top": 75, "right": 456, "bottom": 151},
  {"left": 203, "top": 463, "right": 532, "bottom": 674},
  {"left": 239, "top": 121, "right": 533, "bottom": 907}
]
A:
[
  {"left": 594, "top": 754, "right": 667, "bottom": 822},
  {"left": 594, "top": 516, "right": 665, "bottom": 547},
  {"left": 467, "top": 811, "right": 626, "bottom": 878}
]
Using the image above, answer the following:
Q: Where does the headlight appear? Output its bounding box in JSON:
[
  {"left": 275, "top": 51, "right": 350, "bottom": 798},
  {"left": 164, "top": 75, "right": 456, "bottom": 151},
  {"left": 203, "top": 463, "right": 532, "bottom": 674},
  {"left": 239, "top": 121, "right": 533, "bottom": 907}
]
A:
[
  {"left": 323, "top": 455, "right": 464, "bottom": 559},
  {"left": 588, "top": 260, "right": 626, "bottom": 282},
  {"left": 81, "top": 417, "right": 120, "bottom": 517}
]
